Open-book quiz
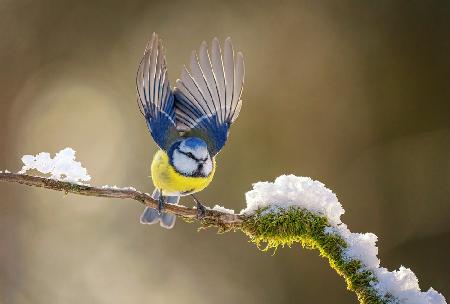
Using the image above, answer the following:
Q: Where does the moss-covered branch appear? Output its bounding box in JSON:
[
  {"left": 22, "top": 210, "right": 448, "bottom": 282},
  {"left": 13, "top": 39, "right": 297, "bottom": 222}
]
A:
[
  {"left": 242, "top": 208, "right": 394, "bottom": 304},
  {"left": 0, "top": 172, "right": 422, "bottom": 304}
]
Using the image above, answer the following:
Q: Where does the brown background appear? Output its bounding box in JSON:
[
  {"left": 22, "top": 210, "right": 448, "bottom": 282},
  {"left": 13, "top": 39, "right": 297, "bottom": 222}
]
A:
[{"left": 0, "top": 0, "right": 449, "bottom": 303}]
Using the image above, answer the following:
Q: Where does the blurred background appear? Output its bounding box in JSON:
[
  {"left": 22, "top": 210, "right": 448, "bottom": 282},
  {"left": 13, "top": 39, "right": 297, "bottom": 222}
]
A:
[{"left": 0, "top": 0, "right": 449, "bottom": 303}]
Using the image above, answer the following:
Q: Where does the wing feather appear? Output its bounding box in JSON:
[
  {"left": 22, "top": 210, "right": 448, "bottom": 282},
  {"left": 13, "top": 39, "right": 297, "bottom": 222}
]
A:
[
  {"left": 136, "top": 33, "right": 178, "bottom": 151},
  {"left": 149, "top": 37, "right": 157, "bottom": 106},
  {"left": 198, "top": 41, "right": 221, "bottom": 117},
  {"left": 211, "top": 38, "right": 226, "bottom": 119},
  {"left": 223, "top": 37, "right": 235, "bottom": 121},
  {"left": 233, "top": 52, "right": 245, "bottom": 108},
  {"left": 174, "top": 37, "right": 245, "bottom": 156},
  {"left": 189, "top": 51, "right": 215, "bottom": 117},
  {"left": 179, "top": 67, "right": 209, "bottom": 116}
]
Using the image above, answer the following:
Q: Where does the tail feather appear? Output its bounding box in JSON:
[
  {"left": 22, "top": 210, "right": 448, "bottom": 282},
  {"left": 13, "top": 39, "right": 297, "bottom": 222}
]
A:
[
  {"left": 159, "top": 195, "right": 180, "bottom": 229},
  {"left": 139, "top": 190, "right": 180, "bottom": 229},
  {"left": 140, "top": 207, "right": 161, "bottom": 225},
  {"left": 160, "top": 213, "right": 176, "bottom": 229}
]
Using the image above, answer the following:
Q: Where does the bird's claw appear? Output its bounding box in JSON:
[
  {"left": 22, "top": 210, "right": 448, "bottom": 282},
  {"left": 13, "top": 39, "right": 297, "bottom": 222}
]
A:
[
  {"left": 196, "top": 201, "right": 206, "bottom": 219},
  {"left": 191, "top": 195, "right": 206, "bottom": 219}
]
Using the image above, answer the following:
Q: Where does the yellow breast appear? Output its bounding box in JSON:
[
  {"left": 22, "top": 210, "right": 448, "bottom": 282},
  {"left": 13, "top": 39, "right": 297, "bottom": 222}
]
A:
[{"left": 150, "top": 150, "right": 216, "bottom": 196}]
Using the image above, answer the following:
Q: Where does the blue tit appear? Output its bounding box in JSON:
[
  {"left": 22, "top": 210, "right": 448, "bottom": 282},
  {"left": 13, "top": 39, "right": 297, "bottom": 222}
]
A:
[{"left": 136, "top": 33, "right": 245, "bottom": 229}]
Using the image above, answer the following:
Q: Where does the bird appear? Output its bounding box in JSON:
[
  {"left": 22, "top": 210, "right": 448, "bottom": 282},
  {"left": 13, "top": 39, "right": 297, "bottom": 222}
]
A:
[{"left": 136, "top": 33, "right": 245, "bottom": 229}]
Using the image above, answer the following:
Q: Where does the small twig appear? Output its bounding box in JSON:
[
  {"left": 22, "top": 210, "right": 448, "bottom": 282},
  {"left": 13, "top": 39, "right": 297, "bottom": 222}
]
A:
[{"left": 0, "top": 172, "right": 244, "bottom": 230}]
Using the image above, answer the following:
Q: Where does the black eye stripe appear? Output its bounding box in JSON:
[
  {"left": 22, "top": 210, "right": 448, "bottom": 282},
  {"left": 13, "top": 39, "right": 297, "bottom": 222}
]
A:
[
  {"left": 171, "top": 148, "right": 212, "bottom": 177},
  {"left": 178, "top": 149, "right": 199, "bottom": 161}
]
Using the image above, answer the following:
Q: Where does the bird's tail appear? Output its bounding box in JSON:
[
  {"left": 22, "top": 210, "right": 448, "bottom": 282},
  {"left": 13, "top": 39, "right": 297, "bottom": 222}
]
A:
[{"left": 140, "top": 189, "right": 180, "bottom": 229}]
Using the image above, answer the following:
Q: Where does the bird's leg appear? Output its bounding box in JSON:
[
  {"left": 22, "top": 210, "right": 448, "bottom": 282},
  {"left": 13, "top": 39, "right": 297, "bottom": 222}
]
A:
[
  {"left": 191, "top": 194, "right": 206, "bottom": 219},
  {"left": 157, "top": 188, "right": 165, "bottom": 214}
]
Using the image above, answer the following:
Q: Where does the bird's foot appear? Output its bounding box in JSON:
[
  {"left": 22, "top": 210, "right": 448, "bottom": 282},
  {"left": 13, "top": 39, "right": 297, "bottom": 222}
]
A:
[
  {"left": 191, "top": 195, "right": 206, "bottom": 219},
  {"left": 157, "top": 195, "right": 165, "bottom": 214},
  {"left": 196, "top": 201, "right": 206, "bottom": 219}
]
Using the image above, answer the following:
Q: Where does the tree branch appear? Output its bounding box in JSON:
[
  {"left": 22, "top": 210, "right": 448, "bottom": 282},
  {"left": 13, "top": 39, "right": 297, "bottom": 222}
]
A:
[
  {"left": 0, "top": 172, "right": 244, "bottom": 230},
  {"left": 1, "top": 171, "right": 444, "bottom": 304}
]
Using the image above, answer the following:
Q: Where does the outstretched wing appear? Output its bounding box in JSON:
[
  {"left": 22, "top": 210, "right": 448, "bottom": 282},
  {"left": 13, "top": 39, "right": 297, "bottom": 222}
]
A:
[
  {"left": 174, "top": 37, "right": 245, "bottom": 156},
  {"left": 136, "top": 33, "right": 179, "bottom": 151}
]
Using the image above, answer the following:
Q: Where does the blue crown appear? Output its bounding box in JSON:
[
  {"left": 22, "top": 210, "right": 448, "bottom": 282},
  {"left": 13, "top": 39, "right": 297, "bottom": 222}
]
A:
[{"left": 182, "top": 137, "right": 207, "bottom": 149}]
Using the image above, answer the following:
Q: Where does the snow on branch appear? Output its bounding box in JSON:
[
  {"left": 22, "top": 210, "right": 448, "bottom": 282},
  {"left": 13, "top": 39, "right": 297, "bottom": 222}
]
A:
[
  {"left": 0, "top": 148, "right": 446, "bottom": 304},
  {"left": 18, "top": 148, "right": 91, "bottom": 183},
  {"left": 242, "top": 176, "right": 446, "bottom": 304}
]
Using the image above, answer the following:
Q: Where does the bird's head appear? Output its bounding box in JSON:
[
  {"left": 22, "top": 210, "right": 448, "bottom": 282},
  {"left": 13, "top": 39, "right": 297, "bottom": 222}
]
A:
[{"left": 169, "top": 137, "right": 213, "bottom": 177}]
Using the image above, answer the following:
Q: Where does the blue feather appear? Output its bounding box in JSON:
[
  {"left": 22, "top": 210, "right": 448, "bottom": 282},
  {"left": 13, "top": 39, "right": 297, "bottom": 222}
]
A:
[
  {"left": 173, "top": 37, "right": 244, "bottom": 156},
  {"left": 136, "top": 34, "right": 244, "bottom": 156},
  {"left": 136, "top": 33, "right": 178, "bottom": 151}
]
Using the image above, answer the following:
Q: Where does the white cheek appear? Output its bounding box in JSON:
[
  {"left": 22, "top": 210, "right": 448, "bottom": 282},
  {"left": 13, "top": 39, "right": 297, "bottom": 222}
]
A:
[
  {"left": 202, "top": 158, "right": 213, "bottom": 176},
  {"left": 173, "top": 151, "right": 197, "bottom": 175},
  {"left": 180, "top": 141, "right": 208, "bottom": 160}
]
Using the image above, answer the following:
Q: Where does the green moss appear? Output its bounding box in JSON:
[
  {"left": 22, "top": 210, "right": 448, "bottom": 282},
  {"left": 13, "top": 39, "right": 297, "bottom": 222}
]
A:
[{"left": 241, "top": 207, "right": 391, "bottom": 304}]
